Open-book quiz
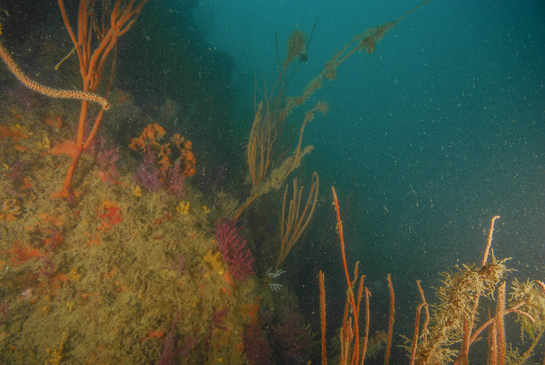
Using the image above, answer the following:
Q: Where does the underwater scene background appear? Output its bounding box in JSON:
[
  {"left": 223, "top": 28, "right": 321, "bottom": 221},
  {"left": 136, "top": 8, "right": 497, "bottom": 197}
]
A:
[{"left": 0, "top": 0, "right": 543, "bottom": 364}]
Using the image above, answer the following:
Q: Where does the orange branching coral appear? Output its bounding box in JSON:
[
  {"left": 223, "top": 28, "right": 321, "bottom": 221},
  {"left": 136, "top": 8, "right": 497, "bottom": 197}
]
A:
[
  {"left": 129, "top": 124, "right": 197, "bottom": 177},
  {"left": 172, "top": 134, "right": 197, "bottom": 177},
  {"left": 129, "top": 123, "right": 166, "bottom": 152},
  {"left": 51, "top": 0, "right": 146, "bottom": 197},
  {"left": 130, "top": 123, "right": 173, "bottom": 173}
]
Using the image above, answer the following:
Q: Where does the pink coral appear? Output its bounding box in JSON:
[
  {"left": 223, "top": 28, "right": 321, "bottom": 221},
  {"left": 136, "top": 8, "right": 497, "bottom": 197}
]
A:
[
  {"left": 276, "top": 304, "right": 312, "bottom": 363},
  {"left": 96, "top": 146, "right": 120, "bottom": 186},
  {"left": 163, "top": 161, "right": 186, "bottom": 196},
  {"left": 133, "top": 147, "right": 161, "bottom": 192},
  {"left": 157, "top": 312, "right": 199, "bottom": 365},
  {"left": 244, "top": 323, "right": 272, "bottom": 365},
  {"left": 214, "top": 219, "right": 254, "bottom": 282},
  {"left": 133, "top": 146, "right": 186, "bottom": 196}
]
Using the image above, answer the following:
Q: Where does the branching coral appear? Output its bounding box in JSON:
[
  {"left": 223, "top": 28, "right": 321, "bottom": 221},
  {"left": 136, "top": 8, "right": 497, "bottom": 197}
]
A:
[
  {"left": 157, "top": 313, "right": 199, "bottom": 365},
  {"left": 96, "top": 146, "right": 120, "bottom": 186},
  {"left": 214, "top": 219, "right": 254, "bottom": 282},
  {"left": 130, "top": 124, "right": 195, "bottom": 195},
  {"left": 129, "top": 123, "right": 166, "bottom": 152},
  {"left": 133, "top": 147, "right": 162, "bottom": 192},
  {"left": 274, "top": 304, "right": 314, "bottom": 363},
  {"left": 509, "top": 279, "right": 545, "bottom": 344},
  {"left": 244, "top": 323, "right": 272, "bottom": 365},
  {"left": 129, "top": 124, "right": 196, "bottom": 177},
  {"left": 413, "top": 254, "right": 510, "bottom": 365},
  {"left": 164, "top": 161, "right": 186, "bottom": 196}
]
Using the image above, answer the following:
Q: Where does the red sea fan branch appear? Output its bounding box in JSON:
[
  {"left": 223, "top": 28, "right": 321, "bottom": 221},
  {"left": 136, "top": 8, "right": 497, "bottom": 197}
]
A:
[{"left": 214, "top": 219, "right": 255, "bottom": 282}]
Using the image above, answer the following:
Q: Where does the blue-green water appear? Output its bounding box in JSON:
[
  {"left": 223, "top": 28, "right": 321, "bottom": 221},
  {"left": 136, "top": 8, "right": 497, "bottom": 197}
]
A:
[{"left": 198, "top": 0, "right": 545, "bottom": 361}]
